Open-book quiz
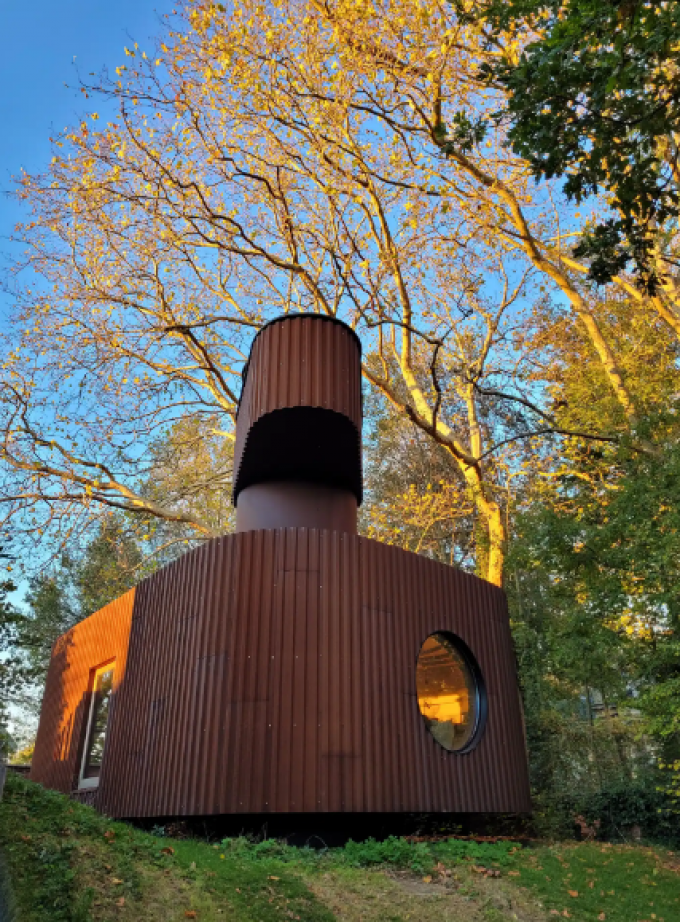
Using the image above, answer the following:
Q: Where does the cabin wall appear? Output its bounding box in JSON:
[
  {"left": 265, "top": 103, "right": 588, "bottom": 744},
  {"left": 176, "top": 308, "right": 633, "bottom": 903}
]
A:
[
  {"left": 94, "top": 529, "right": 530, "bottom": 818},
  {"left": 29, "top": 591, "right": 135, "bottom": 796},
  {"left": 31, "top": 530, "right": 530, "bottom": 818}
]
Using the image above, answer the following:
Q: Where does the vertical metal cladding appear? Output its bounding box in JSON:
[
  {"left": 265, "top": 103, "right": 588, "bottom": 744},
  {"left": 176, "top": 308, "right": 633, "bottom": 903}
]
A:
[
  {"left": 233, "top": 314, "right": 363, "bottom": 504},
  {"left": 81, "top": 529, "right": 531, "bottom": 818},
  {"left": 236, "top": 315, "right": 363, "bottom": 437},
  {"left": 29, "top": 591, "right": 135, "bottom": 797}
]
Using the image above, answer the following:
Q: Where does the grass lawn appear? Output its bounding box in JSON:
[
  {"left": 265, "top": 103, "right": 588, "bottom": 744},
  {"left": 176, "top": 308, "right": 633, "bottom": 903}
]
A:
[
  {"left": 504, "top": 841, "right": 680, "bottom": 922},
  {"left": 1, "top": 773, "right": 678, "bottom": 922}
]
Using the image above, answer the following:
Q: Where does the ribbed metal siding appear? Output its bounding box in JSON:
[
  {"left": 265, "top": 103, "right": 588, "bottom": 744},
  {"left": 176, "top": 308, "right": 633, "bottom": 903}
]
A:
[
  {"left": 29, "top": 591, "right": 135, "bottom": 796},
  {"left": 94, "top": 530, "right": 529, "bottom": 818},
  {"left": 234, "top": 316, "right": 362, "bottom": 483}
]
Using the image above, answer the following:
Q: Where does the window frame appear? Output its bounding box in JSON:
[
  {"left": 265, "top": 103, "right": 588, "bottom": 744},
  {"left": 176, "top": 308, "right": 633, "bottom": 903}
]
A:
[
  {"left": 415, "top": 631, "right": 487, "bottom": 755},
  {"left": 78, "top": 660, "right": 115, "bottom": 790}
]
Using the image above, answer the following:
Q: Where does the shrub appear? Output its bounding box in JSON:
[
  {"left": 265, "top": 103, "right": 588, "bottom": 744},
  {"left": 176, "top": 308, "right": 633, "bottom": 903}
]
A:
[
  {"left": 338, "top": 837, "right": 432, "bottom": 873},
  {"left": 533, "top": 783, "right": 680, "bottom": 845}
]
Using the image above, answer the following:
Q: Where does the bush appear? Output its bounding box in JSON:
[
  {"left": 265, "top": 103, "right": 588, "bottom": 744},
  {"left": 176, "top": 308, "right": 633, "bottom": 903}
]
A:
[
  {"left": 434, "top": 839, "right": 516, "bottom": 867},
  {"left": 338, "top": 837, "right": 432, "bottom": 873},
  {"left": 533, "top": 783, "right": 680, "bottom": 846},
  {"left": 217, "top": 833, "right": 520, "bottom": 875}
]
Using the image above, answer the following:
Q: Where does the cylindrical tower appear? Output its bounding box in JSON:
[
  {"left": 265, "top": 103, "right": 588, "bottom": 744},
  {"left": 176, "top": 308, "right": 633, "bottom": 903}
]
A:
[{"left": 233, "top": 314, "right": 362, "bottom": 533}]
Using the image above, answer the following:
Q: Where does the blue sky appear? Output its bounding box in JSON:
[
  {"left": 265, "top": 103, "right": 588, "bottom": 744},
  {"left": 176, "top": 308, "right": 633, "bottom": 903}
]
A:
[{"left": 0, "top": 0, "right": 170, "bottom": 281}]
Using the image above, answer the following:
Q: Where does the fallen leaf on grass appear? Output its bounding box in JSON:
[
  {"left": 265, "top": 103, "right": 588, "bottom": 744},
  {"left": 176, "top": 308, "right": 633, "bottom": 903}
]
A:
[
  {"left": 116, "top": 897, "right": 125, "bottom": 907},
  {"left": 561, "top": 912, "right": 570, "bottom": 919},
  {"left": 185, "top": 913, "right": 197, "bottom": 919},
  {"left": 568, "top": 890, "right": 579, "bottom": 898},
  {"left": 598, "top": 914, "right": 605, "bottom": 920},
  {"left": 161, "top": 846, "right": 175, "bottom": 855},
  {"left": 268, "top": 876, "right": 280, "bottom": 880},
  {"left": 111, "top": 878, "right": 123, "bottom": 885},
  {"left": 507, "top": 870, "right": 520, "bottom": 877},
  {"left": 422, "top": 875, "right": 432, "bottom": 883},
  {"left": 104, "top": 830, "right": 115, "bottom": 841}
]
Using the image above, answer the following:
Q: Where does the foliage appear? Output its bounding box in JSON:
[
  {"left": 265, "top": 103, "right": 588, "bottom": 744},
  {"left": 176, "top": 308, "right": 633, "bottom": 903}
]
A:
[
  {"left": 662, "top": 758, "right": 680, "bottom": 811},
  {"left": 333, "top": 837, "right": 433, "bottom": 873},
  {"left": 530, "top": 777, "right": 680, "bottom": 844},
  {"left": 6, "top": 0, "right": 680, "bottom": 586},
  {"left": 483, "top": 0, "right": 680, "bottom": 289},
  {"left": 572, "top": 784, "right": 679, "bottom": 846},
  {"left": 2, "top": 0, "right": 680, "bottom": 838},
  {"left": 16, "top": 517, "right": 142, "bottom": 699},
  {"left": 139, "top": 415, "right": 235, "bottom": 555},
  {"left": 361, "top": 391, "right": 476, "bottom": 567},
  {"left": 73, "top": 517, "right": 142, "bottom": 618},
  {"left": 0, "top": 570, "right": 25, "bottom": 752},
  {"left": 508, "top": 425, "right": 680, "bottom": 835},
  {"left": 7, "top": 515, "right": 143, "bottom": 756},
  {"left": 9, "top": 742, "right": 34, "bottom": 764},
  {"left": 20, "top": 569, "right": 77, "bottom": 682},
  {"left": 221, "top": 832, "right": 519, "bottom": 875}
]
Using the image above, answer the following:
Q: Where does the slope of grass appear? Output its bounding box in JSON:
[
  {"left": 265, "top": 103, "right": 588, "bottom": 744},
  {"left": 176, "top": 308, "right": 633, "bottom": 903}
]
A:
[
  {"left": 0, "top": 773, "right": 333, "bottom": 922},
  {"left": 505, "top": 841, "right": 680, "bottom": 922},
  {"left": 1, "top": 772, "right": 679, "bottom": 922}
]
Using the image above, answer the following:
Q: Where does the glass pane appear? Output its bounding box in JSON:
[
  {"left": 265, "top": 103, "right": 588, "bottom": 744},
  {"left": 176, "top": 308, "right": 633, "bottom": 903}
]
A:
[
  {"left": 416, "top": 633, "right": 478, "bottom": 752},
  {"left": 83, "top": 667, "right": 114, "bottom": 779}
]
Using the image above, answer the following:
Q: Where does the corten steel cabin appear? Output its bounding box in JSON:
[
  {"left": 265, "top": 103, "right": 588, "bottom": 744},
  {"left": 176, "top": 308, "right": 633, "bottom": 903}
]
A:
[{"left": 31, "top": 314, "right": 531, "bottom": 819}]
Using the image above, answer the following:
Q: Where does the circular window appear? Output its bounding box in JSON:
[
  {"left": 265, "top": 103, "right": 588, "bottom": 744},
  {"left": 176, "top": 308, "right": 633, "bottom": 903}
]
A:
[{"left": 416, "top": 632, "right": 484, "bottom": 752}]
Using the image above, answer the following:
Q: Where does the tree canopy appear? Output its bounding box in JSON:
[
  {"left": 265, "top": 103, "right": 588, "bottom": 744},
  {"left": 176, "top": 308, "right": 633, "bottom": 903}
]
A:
[
  {"left": 4, "top": 0, "right": 678, "bottom": 589},
  {"left": 482, "top": 0, "right": 680, "bottom": 290}
]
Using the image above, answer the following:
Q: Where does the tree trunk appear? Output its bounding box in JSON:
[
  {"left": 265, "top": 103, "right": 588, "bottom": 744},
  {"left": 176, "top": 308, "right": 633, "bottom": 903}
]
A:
[
  {"left": 486, "top": 498, "right": 506, "bottom": 588},
  {"left": 462, "top": 467, "right": 506, "bottom": 588}
]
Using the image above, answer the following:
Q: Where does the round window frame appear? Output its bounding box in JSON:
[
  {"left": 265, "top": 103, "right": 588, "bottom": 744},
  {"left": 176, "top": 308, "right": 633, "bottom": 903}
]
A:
[{"left": 415, "top": 631, "right": 487, "bottom": 755}]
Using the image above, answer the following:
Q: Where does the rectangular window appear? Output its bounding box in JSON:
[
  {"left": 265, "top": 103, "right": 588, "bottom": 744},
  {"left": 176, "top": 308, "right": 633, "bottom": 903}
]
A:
[{"left": 78, "top": 662, "right": 115, "bottom": 790}]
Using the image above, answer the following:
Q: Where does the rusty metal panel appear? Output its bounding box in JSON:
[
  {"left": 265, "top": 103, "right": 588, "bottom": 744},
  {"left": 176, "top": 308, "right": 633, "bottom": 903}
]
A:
[
  {"left": 29, "top": 590, "right": 135, "bottom": 797},
  {"left": 234, "top": 315, "right": 362, "bottom": 486},
  {"left": 240, "top": 315, "right": 362, "bottom": 425},
  {"left": 33, "top": 529, "right": 530, "bottom": 817},
  {"left": 88, "top": 529, "right": 530, "bottom": 818}
]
